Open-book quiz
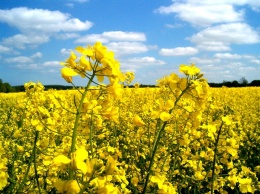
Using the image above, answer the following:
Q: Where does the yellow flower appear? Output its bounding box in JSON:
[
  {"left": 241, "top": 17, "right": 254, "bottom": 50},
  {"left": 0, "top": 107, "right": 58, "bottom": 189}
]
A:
[
  {"left": 64, "top": 180, "right": 81, "bottom": 194},
  {"left": 53, "top": 155, "right": 71, "bottom": 166},
  {"left": 76, "top": 45, "right": 94, "bottom": 57},
  {"left": 96, "top": 183, "right": 118, "bottom": 194},
  {"left": 65, "top": 51, "right": 77, "bottom": 68},
  {"left": 133, "top": 115, "right": 145, "bottom": 126},
  {"left": 194, "top": 171, "right": 204, "bottom": 181},
  {"left": 16, "top": 145, "right": 24, "bottom": 153},
  {"left": 179, "top": 64, "right": 190, "bottom": 75},
  {"left": 151, "top": 174, "right": 166, "bottom": 189},
  {"left": 227, "top": 147, "right": 238, "bottom": 157},
  {"left": 164, "top": 99, "right": 174, "bottom": 110},
  {"left": 104, "top": 156, "right": 117, "bottom": 175},
  {"left": 180, "top": 64, "right": 200, "bottom": 76},
  {"left": 102, "top": 107, "right": 119, "bottom": 122},
  {"left": 106, "top": 78, "right": 123, "bottom": 97},
  {"left": 125, "top": 71, "right": 135, "bottom": 85},
  {"left": 79, "top": 56, "right": 92, "bottom": 71},
  {"left": 71, "top": 147, "right": 88, "bottom": 174},
  {"left": 178, "top": 134, "right": 190, "bottom": 146},
  {"left": 94, "top": 42, "right": 107, "bottom": 62},
  {"left": 228, "top": 175, "right": 238, "bottom": 189},
  {"left": 160, "top": 111, "right": 171, "bottom": 121},
  {"left": 0, "top": 171, "right": 8, "bottom": 190},
  {"left": 158, "top": 183, "right": 177, "bottom": 194},
  {"left": 151, "top": 110, "right": 160, "bottom": 119},
  {"left": 13, "top": 129, "right": 23, "bottom": 138},
  {"left": 0, "top": 147, "right": 8, "bottom": 190},
  {"left": 178, "top": 78, "right": 187, "bottom": 91},
  {"left": 131, "top": 177, "right": 139, "bottom": 186},
  {"left": 61, "top": 67, "right": 78, "bottom": 83},
  {"left": 239, "top": 178, "right": 253, "bottom": 193},
  {"left": 54, "top": 179, "right": 81, "bottom": 194},
  {"left": 54, "top": 179, "right": 66, "bottom": 193},
  {"left": 222, "top": 116, "right": 232, "bottom": 125}
]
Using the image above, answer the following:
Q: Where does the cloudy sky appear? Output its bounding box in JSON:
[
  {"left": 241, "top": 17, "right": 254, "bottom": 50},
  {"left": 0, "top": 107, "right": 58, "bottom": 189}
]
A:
[{"left": 0, "top": 0, "right": 260, "bottom": 86}]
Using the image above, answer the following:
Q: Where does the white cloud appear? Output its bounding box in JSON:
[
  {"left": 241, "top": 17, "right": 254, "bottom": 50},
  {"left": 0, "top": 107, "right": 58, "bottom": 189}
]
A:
[
  {"left": 190, "top": 23, "right": 260, "bottom": 44},
  {"left": 75, "top": 34, "right": 110, "bottom": 44},
  {"left": 196, "top": 41, "right": 231, "bottom": 52},
  {"left": 0, "top": 7, "right": 93, "bottom": 49},
  {"left": 159, "top": 47, "right": 198, "bottom": 56},
  {"left": 190, "top": 57, "right": 221, "bottom": 64},
  {"left": 250, "top": 59, "right": 260, "bottom": 64},
  {"left": 125, "top": 57, "right": 166, "bottom": 66},
  {"left": 103, "top": 31, "right": 146, "bottom": 41},
  {"left": 75, "top": 31, "right": 146, "bottom": 44},
  {"left": 43, "top": 61, "right": 60, "bottom": 67},
  {"left": 200, "top": 60, "right": 260, "bottom": 82},
  {"left": 156, "top": 2, "right": 244, "bottom": 27},
  {"left": 48, "top": 69, "right": 59, "bottom": 73},
  {"left": 60, "top": 48, "right": 72, "bottom": 55},
  {"left": 31, "top": 52, "right": 43, "bottom": 59},
  {"left": 214, "top": 53, "right": 242, "bottom": 59},
  {"left": 2, "top": 34, "right": 49, "bottom": 49},
  {"left": 74, "top": 36, "right": 150, "bottom": 56},
  {"left": 242, "top": 55, "right": 255, "bottom": 59},
  {"left": 156, "top": 1, "right": 260, "bottom": 53},
  {"left": 0, "top": 45, "right": 12, "bottom": 53},
  {"left": 148, "top": 45, "right": 158, "bottom": 50},
  {"left": 5, "top": 52, "right": 42, "bottom": 63},
  {"left": 185, "top": 0, "right": 260, "bottom": 10},
  {"left": 15, "top": 63, "right": 39, "bottom": 69},
  {"left": 165, "top": 23, "right": 183, "bottom": 28},
  {"left": 56, "top": 33, "right": 79, "bottom": 40},
  {"left": 0, "top": 7, "right": 93, "bottom": 33},
  {"left": 156, "top": 0, "right": 260, "bottom": 27},
  {"left": 190, "top": 23, "right": 260, "bottom": 52},
  {"left": 106, "top": 42, "right": 149, "bottom": 56},
  {"left": 120, "top": 57, "right": 166, "bottom": 72},
  {"left": 5, "top": 56, "right": 33, "bottom": 63}
]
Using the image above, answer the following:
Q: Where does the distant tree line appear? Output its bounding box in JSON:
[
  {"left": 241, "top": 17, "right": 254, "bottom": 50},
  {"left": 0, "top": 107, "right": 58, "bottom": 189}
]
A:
[
  {"left": 1, "top": 77, "right": 260, "bottom": 93},
  {"left": 208, "top": 77, "right": 260, "bottom": 87},
  {"left": 0, "top": 79, "right": 76, "bottom": 93},
  {"left": 128, "top": 77, "right": 260, "bottom": 88},
  {"left": 0, "top": 79, "right": 14, "bottom": 93},
  {"left": 12, "top": 85, "right": 75, "bottom": 92},
  {"left": 125, "top": 84, "right": 158, "bottom": 88}
]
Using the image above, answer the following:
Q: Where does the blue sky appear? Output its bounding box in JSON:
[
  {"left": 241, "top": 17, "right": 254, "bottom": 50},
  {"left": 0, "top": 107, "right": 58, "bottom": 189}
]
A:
[{"left": 0, "top": 0, "right": 260, "bottom": 86}]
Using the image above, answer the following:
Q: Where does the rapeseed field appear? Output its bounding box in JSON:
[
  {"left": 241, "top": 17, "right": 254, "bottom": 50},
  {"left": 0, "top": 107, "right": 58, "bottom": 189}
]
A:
[{"left": 0, "top": 42, "right": 260, "bottom": 193}]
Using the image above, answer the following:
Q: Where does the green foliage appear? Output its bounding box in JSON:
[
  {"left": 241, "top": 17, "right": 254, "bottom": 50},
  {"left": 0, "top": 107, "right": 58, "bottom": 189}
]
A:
[{"left": 0, "top": 79, "right": 14, "bottom": 93}]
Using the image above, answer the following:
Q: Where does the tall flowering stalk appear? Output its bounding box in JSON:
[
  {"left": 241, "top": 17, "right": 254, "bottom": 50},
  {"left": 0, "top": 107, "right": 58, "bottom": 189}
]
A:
[
  {"left": 142, "top": 64, "right": 209, "bottom": 193},
  {"left": 58, "top": 42, "right": 131, "bottom": 192}
]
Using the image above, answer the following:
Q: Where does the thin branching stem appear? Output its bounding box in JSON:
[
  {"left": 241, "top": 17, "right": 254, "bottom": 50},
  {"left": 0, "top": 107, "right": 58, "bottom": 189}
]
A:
[
  {"left": 142, "top": 82, "right": 192, "bottom": 194},
  {"left": 211, "top": 121, "right": 224, "bottom": 194}
]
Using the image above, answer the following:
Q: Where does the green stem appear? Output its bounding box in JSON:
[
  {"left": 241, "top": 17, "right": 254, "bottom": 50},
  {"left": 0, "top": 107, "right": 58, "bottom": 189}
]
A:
[
  {"left": 89, "top": 113, "right": 94, "bottom": 159},
  {"left": 211, "top": 121, "right": 224, "bottom": 194},
  {"left": 69, "top": 73, "right": 96, "bottom": 179},
  {"left": 33, "top": 131, "right": 41, "bottom": 194},
  {"left": 142, "top": 83, "right": 192, "bottom": 194},
  {"left": 16, "top": 130, "right": 39, "bottom": 193},
  {"left": 142, "top": 121, "right": 167, "bottom": 193}
]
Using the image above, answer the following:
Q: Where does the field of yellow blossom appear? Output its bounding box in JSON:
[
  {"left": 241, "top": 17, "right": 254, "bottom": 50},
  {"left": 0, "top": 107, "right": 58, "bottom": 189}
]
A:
[{"left": 1, "top": 42, "right": 260, "bottom": 194}]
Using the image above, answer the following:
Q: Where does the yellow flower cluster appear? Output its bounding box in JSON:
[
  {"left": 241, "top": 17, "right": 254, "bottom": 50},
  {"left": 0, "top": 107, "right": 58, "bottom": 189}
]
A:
[
  {"left": 60, "top": 42, "right": 128, "bottom": 98},
  {"left": 0, "top": 145, "right": 8, "bottom": 190},
  {"left": 0, "top": 42, "right": 260, "bottom": 193}
]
